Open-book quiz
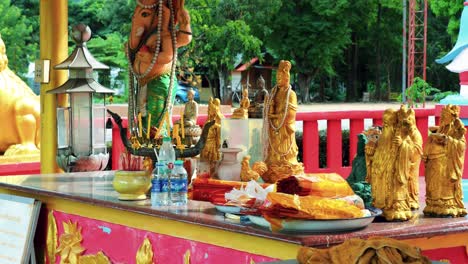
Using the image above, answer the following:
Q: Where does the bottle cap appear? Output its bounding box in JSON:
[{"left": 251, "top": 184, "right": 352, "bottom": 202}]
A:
[
  {"left": 163, "top": 137, "right": 171, "bottom": 142},
  {"left": 175, "top": 160, "right": 184, "bottom": 166}
]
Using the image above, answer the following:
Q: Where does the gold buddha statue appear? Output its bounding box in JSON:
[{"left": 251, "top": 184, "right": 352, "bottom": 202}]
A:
[
  {"left": 231, "top": 87, "right": 250, "bottom": 119},
  {"left": 262, "top": 60, "right": 304, "bottom": 183},
  {"left": 248, "top": 75, "right": 269, "bottom": 118},
  {"left": 173, "top": 88, "right": 201, "bottom": 146},
  {"left": 423, "top": 104, "right": 467, "bottom": 217},
  {"left": 0, "top": 35, "right": 40, "bottom": 158}
]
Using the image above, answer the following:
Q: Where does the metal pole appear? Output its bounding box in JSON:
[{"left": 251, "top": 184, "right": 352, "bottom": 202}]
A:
[
  {"left": 40, "top": 0, "right": 68, "bottom": 173},
  {"left": 402, "top": 0, "right": 407, "bottom": 102}
]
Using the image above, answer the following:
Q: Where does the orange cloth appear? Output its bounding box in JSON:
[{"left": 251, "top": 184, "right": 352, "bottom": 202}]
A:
[
  {"left": 190, "top": 178, "right": 269, "bottom": 204},
  {"left": 297, "top": 237, "right": 431, "bottom": 264},
  {"left": 261, "top": 192, "right": 365, "bottom": 231},
  {"left": 276, "top": 173, "right": 354, "bottom": 197}
]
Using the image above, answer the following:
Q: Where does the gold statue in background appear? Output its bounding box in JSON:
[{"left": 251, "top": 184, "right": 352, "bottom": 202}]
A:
[
  {"left": 262, "top": 60, "right": 304, "bottom": 183},
  {"left": 366, "top": 106, "right": 420, "bottom": 221},
  {"left": 423, "top": 104, "right": 467, "bottom": 217},
  {"left": 248, "top": 75, "right": 269, "bottom": 118},
  {"left": 231, "top": 87, "right": 250, "bottom": 119},
  {"left": 174, "top": 88, "right": 201, "bottom": 146},
  {"left": 0, "top": 35, "right": 40, "bottom": 158}
]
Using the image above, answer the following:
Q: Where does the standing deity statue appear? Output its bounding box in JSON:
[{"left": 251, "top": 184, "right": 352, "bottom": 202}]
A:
[
  {"left": 423, "top": 104, "right": 467, "bottom": 217},
  {"left": 127, "top": 0, "right": 192, "bottom": 135},
  {"left": 262, "top": 60, "right": 304, "bottom": 183},
  {"left": 366, "top": 106, "right": 418, "bottom": 221},
  {"left": 231, "top": 87, "right": 250, "bottom": 119},
  {"left": 201, "top": 97, "right": 223, "bottom": 162}
]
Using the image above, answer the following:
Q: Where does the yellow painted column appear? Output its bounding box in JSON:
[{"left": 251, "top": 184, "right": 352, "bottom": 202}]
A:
[{"left": 40, "top": 0, "right": 68, "bottom": 173}]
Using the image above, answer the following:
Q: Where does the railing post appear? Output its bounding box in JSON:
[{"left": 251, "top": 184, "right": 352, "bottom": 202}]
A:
[
  {"left": 349, "top": 119, "right": 365, "bottom": 162},
  {"left": 326, "top": 119, "right": 342, "bottom": 171},
  {"left": 302, "top": 120, "right": 319, "bottom": 173}
]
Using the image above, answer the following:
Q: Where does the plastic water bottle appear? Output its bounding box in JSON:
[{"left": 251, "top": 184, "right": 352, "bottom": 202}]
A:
[
  {"left": 171, "top": 160, "right": 188, "bottom": 205},
  {"left": 158, "top": 137, "right": 176, "bottom": 169},
  {"left": 151, "top": 162, "right": 168, "bottom": 206},
  {"left": 158, "top": 137, "right": 175, "bottom": 205}
]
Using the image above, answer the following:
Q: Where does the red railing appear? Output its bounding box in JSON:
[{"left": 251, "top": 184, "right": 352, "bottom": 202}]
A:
[
  {"left": 297, "top": 108, "right": 435, "bottom": 177},
  {"left": 111, "top": 108, "right": 437, "bottom": 178}
]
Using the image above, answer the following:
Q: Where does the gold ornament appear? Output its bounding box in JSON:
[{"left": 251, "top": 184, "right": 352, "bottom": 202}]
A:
[
  {"left": 80, "top": 252, "right": 111, "bottom": 264},
  {"left": 136, "top": 237, "right": 154, "bottom": 264},
  {"left": 183, "top": 250, "right": 191, "bottom": 264},
  {"left": 46, "top": 211, "right": 58, "bottom": 264},
  {"left": 56, "top": 221, "right": 85, "bottom": 264}
]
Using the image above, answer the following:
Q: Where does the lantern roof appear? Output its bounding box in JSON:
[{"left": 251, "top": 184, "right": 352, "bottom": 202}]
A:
[
  {"left": 436, "top": 1, "right": 468, "bottom": 65},
  {"left": 48, "top": 78, "right": 115, "bottom": 94},
  {"left": 54, "top": 24, "right": 109, "bottom": 70}
]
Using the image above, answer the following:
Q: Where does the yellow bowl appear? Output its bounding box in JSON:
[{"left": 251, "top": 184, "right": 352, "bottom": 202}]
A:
[{"left": 113, "top": 170, "right": 151, "bottom": 201}]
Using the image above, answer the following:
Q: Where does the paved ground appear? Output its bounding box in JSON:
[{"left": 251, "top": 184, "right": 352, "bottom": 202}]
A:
[{"left": 297, "top": 101, "right": 436, "bottom": 112}]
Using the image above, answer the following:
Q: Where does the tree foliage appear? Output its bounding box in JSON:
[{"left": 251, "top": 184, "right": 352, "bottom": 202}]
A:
[
  {"left": 4, "top": 0, "right": 466, "bottom": 103},
  {"left": 0, "top": 0, "right": 36, "bottom": 75}
]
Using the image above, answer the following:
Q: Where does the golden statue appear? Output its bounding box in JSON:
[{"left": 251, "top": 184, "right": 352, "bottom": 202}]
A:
[
  {"left": 0, "top": 35, "right": 40, "bottom": 158},
  {"left": 366, "top": 106, "right": 418, "bottom": 221},
  {"left": 395, "top": 105, "right": 422, "bottom": 210},
  {"left": 423, "top": 104, "right": 467, "bottom": 217},
  {"left": 248, "top": 75, "right": 269, "bottom": 118},
  {"left": 173, "top": 88, "right": 201, "bottom": 146},
  {"left": 231, "top": 86, "right": 250, "bottom": 119},
  {"left": 262, "top": 60, "right": 304, "bottom": 183},
  {"left": 200, "top": 97, "right": 223, "bottom": 162}
]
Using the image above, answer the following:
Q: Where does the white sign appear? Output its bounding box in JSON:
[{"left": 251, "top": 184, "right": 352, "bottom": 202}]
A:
[{"left": 0, "top": 194, "right": 41, "bottom": 264}]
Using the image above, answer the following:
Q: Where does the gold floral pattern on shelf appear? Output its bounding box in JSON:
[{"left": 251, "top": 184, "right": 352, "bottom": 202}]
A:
[
  {"left": 55, "top": 220, "right": 111, "bottom": 264},
  {"left": 79, "top": 252, "right": 111, "bottom": 264},
  {"left": 56, "top": 220, "right": 85, "bottom": 264},
  {"left": 183, "top": 250, "right": 191, "bottom": 264},
  {"left": 47, "top": 211, "right": 58, "bottom": 264},
  {"left": 136, "top": 237, "right": 154, "bottom": 264}
]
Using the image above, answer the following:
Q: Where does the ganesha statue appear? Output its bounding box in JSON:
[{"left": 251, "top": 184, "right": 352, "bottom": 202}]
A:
[
  {"left": 0, "top": 35, "right": 40, "bottom": 158},
  {"left": 127, "top": 0, "right": 192, "bottom": 136}
]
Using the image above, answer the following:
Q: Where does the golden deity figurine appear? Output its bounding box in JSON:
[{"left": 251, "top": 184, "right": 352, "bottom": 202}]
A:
[
  {"left": 231, "top": 86, "right": 250, "bottom": 119},
  {"left": 423, "top": 104, "right": 467, "bottom": 217},
  {"left": 0, "top": 35, "right": 40, "bottom": 158},
  {"left": 396, "top": 105, "right": 423, "bottom": 210},
  {"left": 366, "top": 106, "right": 419, "bottom": 221},
  {"left": 200, "top": 97, "right": 223, "bottom": 162},
  {"left": 262, "top": 60, "right": 304, "bottom": 183}
]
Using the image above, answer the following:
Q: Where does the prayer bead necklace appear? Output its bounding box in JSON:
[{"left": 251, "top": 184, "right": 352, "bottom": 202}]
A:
[{"left": 127, "top": 0, "right": 163, "bottom": 80}]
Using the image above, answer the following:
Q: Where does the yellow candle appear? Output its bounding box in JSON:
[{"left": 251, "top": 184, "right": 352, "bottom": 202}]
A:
[
  {"left": 155, "top": 112, "right": 166, "bottom": 140},
  {"left": 138, "top": 113, "right": 142, "bottom": 138},
  {"left": 181, "top": 114, "right": 185, "bottom": 139},
  {"left": 147, "top": 113, "right": 151, "bottom": 139},
  {"left": 173, "top": 124, "right": 179, "bottom": 139},
  {"left": 166, "top": 112, "right": 171, "bottom": 138}
]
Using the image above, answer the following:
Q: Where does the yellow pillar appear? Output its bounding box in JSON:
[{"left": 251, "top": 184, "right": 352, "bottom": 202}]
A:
[{"left": 40, "top": 0, "right": 68, "bottom": 173}]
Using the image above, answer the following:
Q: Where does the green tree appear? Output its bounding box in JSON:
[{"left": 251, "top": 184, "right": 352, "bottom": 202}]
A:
[
  {"left": 0, "top": 0, "right": 35, "bottom": 76},
  {"left": 185, "top": 0, "right": 263, "bottom": 102},
  {"left": 259, "top": 0, "right": 353, "bottom": 103}
]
